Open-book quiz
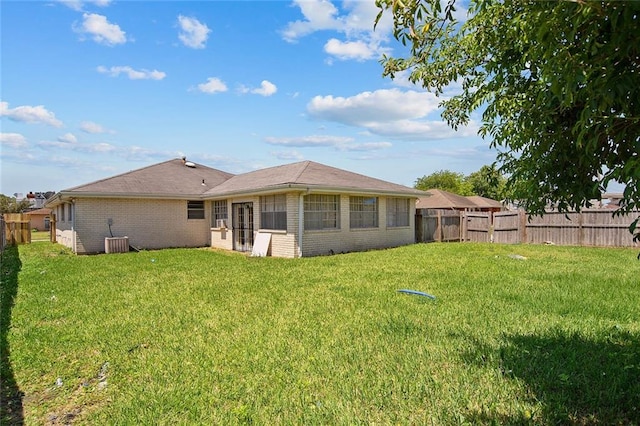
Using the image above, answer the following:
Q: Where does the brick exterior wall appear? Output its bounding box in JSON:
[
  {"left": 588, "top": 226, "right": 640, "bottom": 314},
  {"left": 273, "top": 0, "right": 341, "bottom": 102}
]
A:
[
  {"left": 301, "top": 194, "right": 415, "bottom": 257},
  {"left": 210, "top": 194, "right": 300, "bottom": 257},
  {"left": 60, "top": 198, "right": 211, "bottom": 254},
  {"left": 57, "top": 193, "right": 415, "bottom": 256},
  {"left": 209, "top": 192, "right": 415, "bottom": 258}
]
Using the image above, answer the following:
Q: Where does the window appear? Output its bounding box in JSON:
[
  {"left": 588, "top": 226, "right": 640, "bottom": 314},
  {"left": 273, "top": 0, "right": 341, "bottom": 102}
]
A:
[
  {"left": 304, "top": 194, "right": 340, "bottom": 230},
  {"left": 60, "top": 205, "right": 65, "bottom": 222},
  {"left": 350, "top": 196, "right": 378, "bottom": 228},
  {"left": 187, "top": 200, "right": 205, "bottom": 219},
  {"left": 387, "top": 198, "right": 410, "bottom": 227},
  {"left": 260, "top": 194, "right": 287, "bottom": 230},
  {"left": 68, "top": 203, "right": 73, "bottom": 222},
  {"left": 212, "top": 200, "right": 228, "bottom": 227}
]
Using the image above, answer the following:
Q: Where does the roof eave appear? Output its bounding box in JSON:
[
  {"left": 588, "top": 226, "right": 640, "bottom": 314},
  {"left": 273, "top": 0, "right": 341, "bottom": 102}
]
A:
[
  {"left": 45, "top": 191, "right": 208, "bottom": 207},
  {"left": 204, "top": 183, "right": 426, "bottom": 199}
]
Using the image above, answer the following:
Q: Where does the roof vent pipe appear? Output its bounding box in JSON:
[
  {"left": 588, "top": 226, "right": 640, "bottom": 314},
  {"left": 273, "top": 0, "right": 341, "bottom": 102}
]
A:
[{"left": 182, "top": 156, "right": 196, "bottom": 168}]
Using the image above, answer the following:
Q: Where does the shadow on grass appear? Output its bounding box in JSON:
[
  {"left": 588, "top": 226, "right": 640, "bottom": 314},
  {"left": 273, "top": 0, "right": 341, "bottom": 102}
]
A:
[
  {"left": 464, "top": 328, "right": 640, "bottom": 424},
  {"left": 0, "top": 245, "right": 24, "bottom": 425}
]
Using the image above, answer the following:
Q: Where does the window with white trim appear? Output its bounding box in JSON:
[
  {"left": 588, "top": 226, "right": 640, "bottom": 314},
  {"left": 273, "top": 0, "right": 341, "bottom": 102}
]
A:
[
  {"left": 60, "top": 205, "right": 65, "bottom": 222},
  {"left": 212, "top": 200, "right": 228, "bottom": 227},
  {"left": 260, "top": 194, "right": 287, "bottom": 230},
  {"left": 349, "top": 196, "right": 378, "bottom": 228},
  {"left": 387, "top": 197, "right": 410, "bottom": 227},
  {"left": 304, "top": 194, "right": 340, "bottom": 230},
  {"left": 187, "top": 200, "right": 205, "bottom": 219}
]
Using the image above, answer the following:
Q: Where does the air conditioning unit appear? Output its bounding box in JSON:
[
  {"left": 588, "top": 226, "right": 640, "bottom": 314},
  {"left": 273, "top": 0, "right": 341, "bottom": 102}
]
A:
[
  {"left": 216, "top": 219, "right": 227, "bottom": 228},
  {"left": 105, "top": 236, "right": 129, "bottom": 253}
]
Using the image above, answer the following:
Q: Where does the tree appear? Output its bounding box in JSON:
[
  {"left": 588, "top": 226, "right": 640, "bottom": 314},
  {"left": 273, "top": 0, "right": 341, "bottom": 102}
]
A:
[
  {"left": 414, "top": 170, "right": 472, "bottom": 195},
  {"left": 376, "top": 0, "right": 640, "bottom": 234},
  {"left": 465, "top": 164, "right": 508, "bottom": 200},
  {"left": 0, "top": 194, "right": 32, "bottom": 214}
]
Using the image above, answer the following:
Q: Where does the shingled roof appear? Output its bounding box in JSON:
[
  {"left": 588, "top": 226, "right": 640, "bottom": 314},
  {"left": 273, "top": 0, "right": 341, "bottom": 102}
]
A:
[
  {"left": 466, "top": 195, "right": 503, "bottom": 209},
  {"left": 204, "top": 161, "right": 426, "bottom": 197},
  {"left": 50, "top": 159, "right": 234, "bottom": 201},
  {"left": 47, "top": 158, "right": 425, "bottom": 207},
  {"left": 416, "top": 189, "right": 478, "bottom": 210}
]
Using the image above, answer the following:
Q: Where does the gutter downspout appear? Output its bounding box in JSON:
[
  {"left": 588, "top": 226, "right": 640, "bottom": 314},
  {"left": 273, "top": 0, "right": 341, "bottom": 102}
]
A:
[
  {"left": 298, "top": 193, "right": 304, "bottom": 258},
  {"left": 71, "top": 200, "right": 77, "bottom": 253}
]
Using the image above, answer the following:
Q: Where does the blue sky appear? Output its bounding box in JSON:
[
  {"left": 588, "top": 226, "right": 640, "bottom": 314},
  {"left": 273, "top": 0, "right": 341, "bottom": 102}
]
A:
[{"left": 1, "top": 0, "right": 495, "bottom": 197}]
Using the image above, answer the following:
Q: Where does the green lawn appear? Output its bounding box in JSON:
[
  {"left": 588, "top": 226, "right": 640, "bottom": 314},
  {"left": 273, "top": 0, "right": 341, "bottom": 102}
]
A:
[
  {"left": 2, "top": 242, "right": 639, "bottom": 424},
  {"left": 30, "top": 230, "right": 50, "bottom": 242}
]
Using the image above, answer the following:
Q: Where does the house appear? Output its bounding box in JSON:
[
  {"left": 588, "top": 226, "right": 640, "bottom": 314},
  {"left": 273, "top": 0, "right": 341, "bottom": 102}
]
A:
[
  {"left": 25, "top": 208, "right": 52, "bottom": 231},
  {"left": 465, "top": 195, "right": 504, "bottom": 213},
  {"left": 45, "top": 158, "right": 427, "bottom": 257},
  {"left": 415, "top": 189, "right": 503, "bottom": 213},
  {"left": 23, "top": 191, "right": 54, "bottom": 209},
  {"left": 415, "top": 189, "right": 478, "bottom": 213}
]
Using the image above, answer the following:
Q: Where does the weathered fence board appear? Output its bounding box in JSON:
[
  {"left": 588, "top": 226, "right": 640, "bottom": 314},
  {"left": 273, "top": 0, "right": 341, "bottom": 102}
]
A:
[
  {"left": 3, "top": 213, "right": 31, "bottom": 245},
  {"left": 0, "top": 215, "right": 6, "bottom": 252},
  {"left": 463, "top": 212, "right": 491, "bottom": 242},
  {"left": 416, "top": 211, "right": 461, "bottom": 243},
  {"left": 493, "top": 211, "right": 522, "bottom": 244},
  {"left": 417, "top": 209, "right": 639, "bottom": 248}
]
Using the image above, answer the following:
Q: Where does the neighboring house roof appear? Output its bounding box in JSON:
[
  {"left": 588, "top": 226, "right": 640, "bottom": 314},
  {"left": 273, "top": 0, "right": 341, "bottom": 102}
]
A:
[
  {"left": 416, "top": 189, "right": 478, "bottom": 210},
  {"left": 205, "top": 161, "right": 426, "bottom": 198},
  {"left": 47, "top": 159, "right": 235, "bottom": 206},
  {"left": 25, "top": 208, "right": 52, "bottom": 216},
  {"left": 466, "top": 195, "right": 503, "bottom": 209},
  {"left": 45, "top": 159, "right": 426, "bottom": 208}
]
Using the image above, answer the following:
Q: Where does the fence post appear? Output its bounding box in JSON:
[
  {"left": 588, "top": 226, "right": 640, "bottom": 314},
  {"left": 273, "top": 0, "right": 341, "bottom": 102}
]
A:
[
  {"left": 50, "top": 213, "right": 57, "bottom": 243},
  {"left": 519, "top": 210, "right": 527, "bottom": 243},
  {"left": 578, "top": 211, "right": 584, "bottom": 246},
  {"left": 436, "top": 210, "right": 442, "bottom": 242},
  {"left": 460, "top": 211, "right": 466, "bottom": 242},
  {"left": 490, "top": 212, "right": 495, "bottom": 242}
]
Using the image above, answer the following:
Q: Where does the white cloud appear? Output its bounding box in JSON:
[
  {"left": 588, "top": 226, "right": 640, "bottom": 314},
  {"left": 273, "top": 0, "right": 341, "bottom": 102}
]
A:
[
  {"left": 307, "top": 89, "right": 479, "bottom": 141},
  {"left": 80, "top": 121, "right": 112, "bottom": 134},
  {"left": 90, "top": 142, "right": 117, "bottom": 152},
  {"left": 39, "top": 140, "right": 109, "bottom": 152},
  {"left": 281, "top": 0, "right": 341, "bottom": 42},
  {"left": 341, "top": 141, "right": 392, "bottom": 151},
  {"left": 0, "top": 101, "right": 63, "bottom": 127},
  {"left": 59, "top": 0, "right": 111, "bottom": 11},
  {"left": 324, "top": 38, "right": 380, "bottom": 61},
  {"left": 97, "top": 65, "right": 166, "bottom": 80},
  {"left": 58, "top": 133, "right": 78, "bottom": 144},
  {"left": 271, "top": 150, "right": 305, "bottom": 161},
  {"left": 265, "top": 135, "right": 391, "bottom": 152},
  {"left": 197, "top": 77, "right": 228, "bottom": 94},
  {"left": 243, "top": 80, "right": 278, "bottom": 97},
  {"left": 177, "top": 15, "right": 211, "bottom": 49},
  {"left": 59, "top": 0, "right": 86, "bottom": 11},
  {"left": 365, "top": 119, "right": 479, "bottom": 140},
  {"left": 265, "top": 135, "right": 353, "bottom": 148},
  {"left": 0, "top": 133, "right": 28, "bottom": 148},
  {"left": 282, "top": 0, "right": 392, "bottom": 62},
  {"left": 119, "top": 145, "right": 169, "bottom": 161},
  {"left": 387, "top": 69, "right": 418, "bottom": 89},
  {"left": 308, "top": 89, "right": 440, "bottom": 124},
  {"left": 74, "top": 13, "right": 127, "bottom": 45}
]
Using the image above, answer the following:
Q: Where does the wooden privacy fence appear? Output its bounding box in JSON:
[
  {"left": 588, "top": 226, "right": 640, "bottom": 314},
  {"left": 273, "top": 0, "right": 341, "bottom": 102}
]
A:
[
  {"left": 463, "top": 212, "right": 492, "bottom": 243},
  {"left": 415, "top": 210, "right": 463, "bottom": 242},
  {"left": 2, "top": 213, "right": 31, "bottom": 246},
  {"left": 0, "top": 215, "right": 6, "bottom": 252},
  {"left": 418, "top": 209, "right": 639, "bottom": 247},
  {"left": 491, "top": 209, "right": 639, "bottom": 247}
]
